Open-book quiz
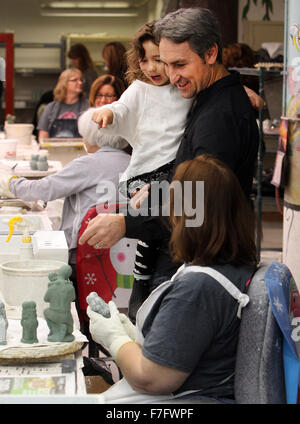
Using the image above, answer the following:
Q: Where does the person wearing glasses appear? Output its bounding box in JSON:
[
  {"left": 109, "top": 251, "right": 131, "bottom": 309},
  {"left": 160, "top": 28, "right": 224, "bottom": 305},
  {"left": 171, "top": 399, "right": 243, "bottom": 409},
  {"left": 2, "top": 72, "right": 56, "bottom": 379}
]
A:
[
  {"left": 37, "top": 68, "right": 89, "bottom": 141},
  {"left": 88, "top": 74, "right": 125, "bottom": 108}
]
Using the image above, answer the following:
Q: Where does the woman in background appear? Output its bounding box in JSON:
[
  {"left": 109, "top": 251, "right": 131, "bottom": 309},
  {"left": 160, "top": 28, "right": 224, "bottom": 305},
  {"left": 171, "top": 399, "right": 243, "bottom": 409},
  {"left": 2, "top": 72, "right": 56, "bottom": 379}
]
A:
[
  {"left": 37, "top": 67, "right": 89, "bottom": 141},
  {"left": 102, "top": 42, "right": 128, "bottom": 88},
  {"left": 68, "top": 43, "right": 98, "bottom": 97},
  {"left": 89, "top": 74, "right": 125, "bottom": 108}
]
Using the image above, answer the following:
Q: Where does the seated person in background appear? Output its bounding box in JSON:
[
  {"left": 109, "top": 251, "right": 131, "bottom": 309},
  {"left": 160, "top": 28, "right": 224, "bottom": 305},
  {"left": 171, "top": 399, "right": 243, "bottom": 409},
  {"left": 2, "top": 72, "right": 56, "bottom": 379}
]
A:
[
  {"left": 222, "top": 42, "right": 259, "bottom": 97},
  {"left": 68, "top": 43, "right": 99, "bottom": 98},
  {"left": 88, "top": 74, "right": 125, "bottom": 108},
  {"left": 0, "top": 135, "right": 130, "bottom": 316},
  {"left": 32, "top": 90, "right": 54, "bottom": 139},
  {"left": 37, "top": 68, "right": 89, "bottom": 142},
  {"left": 86, "top": 154, "right": 258, "bottom": 404}
]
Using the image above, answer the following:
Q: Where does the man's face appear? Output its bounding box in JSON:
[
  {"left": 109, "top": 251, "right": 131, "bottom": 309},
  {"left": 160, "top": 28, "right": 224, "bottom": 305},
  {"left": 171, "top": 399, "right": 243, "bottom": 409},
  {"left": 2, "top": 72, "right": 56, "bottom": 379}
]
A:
[{"left": 159, "top": 38, "right": 215, "bottom": 98}]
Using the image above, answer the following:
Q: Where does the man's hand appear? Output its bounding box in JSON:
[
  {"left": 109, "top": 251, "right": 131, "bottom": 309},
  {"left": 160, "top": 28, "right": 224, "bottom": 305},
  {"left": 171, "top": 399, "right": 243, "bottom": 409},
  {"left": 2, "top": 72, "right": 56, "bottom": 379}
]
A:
[
  {"left": 92, "top": 108, "right": 114, "bottom": 128},
  {"left": 243, "top": 85, "right": 265, "bottom": 110},
  {"left": 78, "top": 213, "right": 126, "bottom": 249}
]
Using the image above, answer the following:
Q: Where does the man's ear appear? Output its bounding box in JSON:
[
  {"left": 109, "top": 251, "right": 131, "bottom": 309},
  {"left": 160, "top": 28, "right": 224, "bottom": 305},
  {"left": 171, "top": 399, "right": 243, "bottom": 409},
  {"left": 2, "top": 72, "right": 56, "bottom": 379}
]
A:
[{"left": 204, "top": 44, "right": 218, "bottom": 65}]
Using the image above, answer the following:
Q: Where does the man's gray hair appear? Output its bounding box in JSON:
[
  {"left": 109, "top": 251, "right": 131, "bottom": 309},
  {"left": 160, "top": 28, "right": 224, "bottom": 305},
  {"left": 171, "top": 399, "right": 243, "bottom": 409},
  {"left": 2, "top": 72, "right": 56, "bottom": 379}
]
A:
[{"left": 154, "top": 8, "right": 223, "bottom": 63}]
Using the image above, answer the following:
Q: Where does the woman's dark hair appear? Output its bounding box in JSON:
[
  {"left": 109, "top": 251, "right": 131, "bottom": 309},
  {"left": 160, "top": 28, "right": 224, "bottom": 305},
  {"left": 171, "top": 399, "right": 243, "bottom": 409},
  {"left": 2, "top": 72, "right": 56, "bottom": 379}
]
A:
[
  {"left": 89, "top": 74, "right": 125, "bottom": 106},
  {"left": 169, "top": 154, "right": 257, "bottom": 267},
  {"left": 68, "top": 43, "right": 94, "bottom": 72},
  {"left": 102, "top": 42, "right": 128, "bottom": 86},
  {"left": 126, "top": 21, "right": 157, "bottom": 84}
]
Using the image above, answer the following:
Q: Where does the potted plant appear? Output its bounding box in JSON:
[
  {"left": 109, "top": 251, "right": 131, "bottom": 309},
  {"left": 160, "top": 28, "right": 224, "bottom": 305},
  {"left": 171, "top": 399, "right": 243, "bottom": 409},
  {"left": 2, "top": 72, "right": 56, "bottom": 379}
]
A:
[{"left": 242, "top": 0, "right": 274, "bottom": 21}]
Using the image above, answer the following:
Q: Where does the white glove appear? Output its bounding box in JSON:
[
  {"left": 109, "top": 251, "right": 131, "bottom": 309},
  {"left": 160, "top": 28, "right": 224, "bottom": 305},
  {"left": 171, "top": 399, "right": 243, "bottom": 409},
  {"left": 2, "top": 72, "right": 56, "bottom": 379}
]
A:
[
  {"left": 87, "top": 301, "right": 134, "bottom": 359},
  {"left": 0, "top": 173, "right": 16, "bottom": 198},
  {"left": 119, "top": 313, "right": 137, "bottom": 341}
]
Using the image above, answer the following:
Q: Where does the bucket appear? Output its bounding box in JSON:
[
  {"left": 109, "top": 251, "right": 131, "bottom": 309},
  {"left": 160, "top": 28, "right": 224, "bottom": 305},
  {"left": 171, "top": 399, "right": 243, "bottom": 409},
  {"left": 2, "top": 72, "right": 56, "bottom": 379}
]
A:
[
  {"left": 0, "top": 139, "right": 17, "bottom": 158},
  {"left": 0, "top": 260, "right": 67, "bottom": 317},
  {"left": 4, "top": 123, "right": 34, "bottom": 146}
]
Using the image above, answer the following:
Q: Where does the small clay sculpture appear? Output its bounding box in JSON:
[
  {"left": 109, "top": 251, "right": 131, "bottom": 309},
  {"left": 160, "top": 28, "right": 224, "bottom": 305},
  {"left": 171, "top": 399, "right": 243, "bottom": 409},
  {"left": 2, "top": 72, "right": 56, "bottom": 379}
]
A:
[
  {"left": 0, "top": 302, "right": 8, "bottom": 345},
  {"left": 37, "top": 155, "right": 49, "bottom": 171},
  {"left": 21, "top": 301, "right": 38, "bottom": 344},
  {"left": 86, "top": 292, "right": 111, "bottom": 318},
  {"left": 29, "top": 154, "right": 39, "bottom": 170},
  {"left": 44, "top": 264, "right": 76, "bottom": 343}
]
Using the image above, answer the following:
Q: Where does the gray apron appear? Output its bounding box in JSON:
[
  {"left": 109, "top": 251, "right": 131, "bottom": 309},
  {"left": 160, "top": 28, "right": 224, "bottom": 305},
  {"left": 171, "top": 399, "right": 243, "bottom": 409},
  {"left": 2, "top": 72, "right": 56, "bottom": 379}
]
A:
[{"left": 49, "top": 117, "right": 81, "bottom": 138}]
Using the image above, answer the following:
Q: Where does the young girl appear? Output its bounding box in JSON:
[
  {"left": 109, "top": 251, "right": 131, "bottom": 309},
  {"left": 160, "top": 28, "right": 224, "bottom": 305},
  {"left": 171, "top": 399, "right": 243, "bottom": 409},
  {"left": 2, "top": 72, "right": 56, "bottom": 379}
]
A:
[{"left": 78, "top": 21, "right": 193, "bottom": 289}]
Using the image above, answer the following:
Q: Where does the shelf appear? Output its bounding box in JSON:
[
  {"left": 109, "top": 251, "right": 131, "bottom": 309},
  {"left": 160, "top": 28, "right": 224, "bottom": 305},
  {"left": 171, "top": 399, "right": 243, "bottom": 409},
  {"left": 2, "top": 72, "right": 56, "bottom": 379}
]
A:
[
  {"left": 15, "top": 68, "right": 61, "bottom": 75},
  {"left": 229, "top": 66, "right": 284, "bottom": 76}
]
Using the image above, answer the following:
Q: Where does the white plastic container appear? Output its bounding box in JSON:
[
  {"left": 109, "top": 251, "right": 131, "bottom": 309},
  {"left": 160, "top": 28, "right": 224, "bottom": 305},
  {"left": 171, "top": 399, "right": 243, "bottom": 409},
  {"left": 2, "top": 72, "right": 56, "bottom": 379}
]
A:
[
  {"left": 4, "top": 123, "right": 34, "bottom": 146},
  {"left": 0, "top": 260, "right": 67, "bottom": 317},
  {"left": 0, "top": 139, "right": 17, "bottom": 159}
]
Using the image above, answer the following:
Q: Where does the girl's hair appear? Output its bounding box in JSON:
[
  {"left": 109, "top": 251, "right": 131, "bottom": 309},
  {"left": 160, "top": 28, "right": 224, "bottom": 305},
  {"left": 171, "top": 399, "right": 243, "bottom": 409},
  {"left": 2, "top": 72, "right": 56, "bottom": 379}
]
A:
[
  {"left": 102, "top": 42, "right": 128, "bottom": 84},
  {"left": 68, "top": 43, "right": 94, "bottom": 72},
  {"left": 89, "top": 74, "right": 125, "bottom": 106},
  {"left": 126, "top": 21, "right": 158, "bottom": 84},
  {"left": 53, "top": 68, "right": 83, "bottom": 102},
  {"left": 169, "top": 154, "right": 257, "bottom": 267}
]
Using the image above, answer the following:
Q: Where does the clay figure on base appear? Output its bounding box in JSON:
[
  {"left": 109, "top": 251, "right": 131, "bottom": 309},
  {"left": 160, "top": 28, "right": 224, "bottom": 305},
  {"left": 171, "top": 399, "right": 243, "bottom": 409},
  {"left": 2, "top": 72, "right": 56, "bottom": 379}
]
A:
[
  {"left": 44, "top": 264, "right": 76, "bottom": 343},
  {"left": 21, "top": 301, "right": 38, "bottom": 344},
  {"left": 86, "top": 292, "right": 110, "bottom": 318},
  {"left": 37, "top": 155, "right": 49, "bottom": 171},
  {"left": 0, "top": 302, "right": 8, "bottom": 345},
  {"left": 29, "top": 154, "right": 39, "bottom": 171}
]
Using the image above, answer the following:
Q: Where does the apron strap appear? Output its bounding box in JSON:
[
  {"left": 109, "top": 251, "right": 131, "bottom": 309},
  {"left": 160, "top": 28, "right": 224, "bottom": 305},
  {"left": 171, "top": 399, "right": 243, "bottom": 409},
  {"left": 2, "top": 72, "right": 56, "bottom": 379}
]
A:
[{"left": 181, "top": 266, "right": 250, "bottom": 319}]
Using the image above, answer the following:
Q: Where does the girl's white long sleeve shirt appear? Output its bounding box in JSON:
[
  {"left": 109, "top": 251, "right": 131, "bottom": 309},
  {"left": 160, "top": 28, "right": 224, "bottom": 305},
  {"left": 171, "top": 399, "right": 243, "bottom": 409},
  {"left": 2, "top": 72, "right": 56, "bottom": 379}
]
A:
[{"left": 78, "top": 80, "right": 193, "bottom": 183}]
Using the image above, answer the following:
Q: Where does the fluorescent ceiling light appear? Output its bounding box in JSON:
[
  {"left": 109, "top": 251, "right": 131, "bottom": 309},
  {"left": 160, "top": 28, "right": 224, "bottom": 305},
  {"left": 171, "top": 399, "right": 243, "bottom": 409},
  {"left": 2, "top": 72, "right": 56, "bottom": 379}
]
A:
[
  {"left": 41, "top": 1, "right": 132, "bottom": 8},
  {"left": 40, "top": 9, "right": 138, "bottom": 17},
  {"left": 41, "top": 12, "right": 138, "bottom": 16}
]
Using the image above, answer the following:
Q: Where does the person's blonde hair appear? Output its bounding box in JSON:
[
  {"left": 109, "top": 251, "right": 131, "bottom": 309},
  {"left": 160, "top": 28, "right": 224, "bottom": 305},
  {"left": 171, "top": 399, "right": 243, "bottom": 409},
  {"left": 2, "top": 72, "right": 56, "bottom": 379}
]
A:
[{"left": 53, "top": 68, "right": 83, "bottom": 102}]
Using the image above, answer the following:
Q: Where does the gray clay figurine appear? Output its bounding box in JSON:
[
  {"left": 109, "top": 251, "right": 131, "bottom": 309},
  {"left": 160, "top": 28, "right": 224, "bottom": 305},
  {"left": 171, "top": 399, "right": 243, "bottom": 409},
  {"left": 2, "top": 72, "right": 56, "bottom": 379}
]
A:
[
  {"left": 37, "top": 155, "right": 49, "bottom": 171},
  {"left": 86, "top": 292, "right": 111, "bottom": 318},
  {"left": 29, "top": 154, "right": 39, "bottom": 170},
  {"left": 21, "top": 301, "right": 38, "bottom": 344},
  {"left": 44, "top": 264, "right": 76, "bottom": 343},
  {"left": 0, "top": 302, "right": 8, "bottom": 345}
]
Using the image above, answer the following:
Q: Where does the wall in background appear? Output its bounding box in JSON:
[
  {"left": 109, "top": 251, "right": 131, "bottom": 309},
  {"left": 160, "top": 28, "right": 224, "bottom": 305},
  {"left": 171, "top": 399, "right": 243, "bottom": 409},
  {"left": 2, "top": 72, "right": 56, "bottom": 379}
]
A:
[
  {"left": 238, "top": 0, "right": 285, "bottom": 46},
  {"left": 0, "top": 0, "right": 161, "bottom": 69}
]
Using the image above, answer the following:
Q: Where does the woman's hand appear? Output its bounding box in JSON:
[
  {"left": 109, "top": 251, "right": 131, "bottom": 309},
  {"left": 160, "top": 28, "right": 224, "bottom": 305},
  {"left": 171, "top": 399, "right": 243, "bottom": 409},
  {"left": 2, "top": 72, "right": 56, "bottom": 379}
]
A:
[
  {"left": 87, "top": 302, "right": 134, "bottom": 359},
  {"left": 92, "top": 108, "right": 114, "bottom": 128}
]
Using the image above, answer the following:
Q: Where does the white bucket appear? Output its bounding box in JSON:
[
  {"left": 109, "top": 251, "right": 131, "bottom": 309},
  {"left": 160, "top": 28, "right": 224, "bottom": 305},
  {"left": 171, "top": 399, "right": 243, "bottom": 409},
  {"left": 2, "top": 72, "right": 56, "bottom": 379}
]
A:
[
  {"left": 0, "top": 260, "right": 67, "bottom": 317},
  {"left": 0, "top": 139, "right": 17, "bottom": 158},
  {"left": 4, "top": 123, "right": 34, "bottom": 146}
]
